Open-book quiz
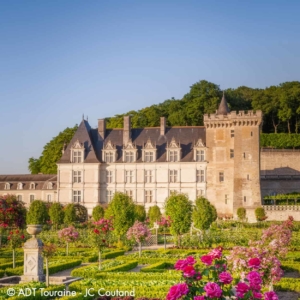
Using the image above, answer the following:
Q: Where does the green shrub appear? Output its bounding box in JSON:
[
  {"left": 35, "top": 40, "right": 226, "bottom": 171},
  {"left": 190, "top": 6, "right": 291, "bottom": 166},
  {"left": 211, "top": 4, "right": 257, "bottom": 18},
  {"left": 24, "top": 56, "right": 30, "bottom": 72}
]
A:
[
  {"left": 92, "top": 205, "right": 104, "bottom": 221},
  {"left": 140, "top": 261, "right": 174, "bottom": 272},
  {"left": 237, "top": 207, "right": 246, "bottom": 221},
  {"left": 26, "top": 200, "right": 49, "bottom": 225},
  {"left": 101, "top": 250, "right": 125, "bottom": 259},
  {"left": 0, "top": 269, "right": 4, "bottom": 278},
  {"left": 261, "top": 133, "right": 300, "bottom": 149},
  {"left": 0, "top": 260, "right": 23, "bottom": 270},
  {"left": 255, "top": 207, "right": 267, "bottom": 222}
]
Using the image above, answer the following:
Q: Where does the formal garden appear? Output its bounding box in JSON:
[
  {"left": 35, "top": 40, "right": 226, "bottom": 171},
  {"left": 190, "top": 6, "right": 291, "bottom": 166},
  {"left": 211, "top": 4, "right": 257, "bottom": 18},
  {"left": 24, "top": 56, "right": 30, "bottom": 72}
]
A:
[{"left": 0, "top": 193, "right": 300, "bottom": 300}]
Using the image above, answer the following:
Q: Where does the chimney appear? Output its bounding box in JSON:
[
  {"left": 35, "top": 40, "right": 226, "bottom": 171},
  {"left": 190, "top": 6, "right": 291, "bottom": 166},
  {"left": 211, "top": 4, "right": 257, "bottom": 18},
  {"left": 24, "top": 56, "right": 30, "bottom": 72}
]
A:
[
  {"left": 123, "top": 116, "right": 131, "bottom": 144},
  {"left": 98, "top": 119, "right": 106, "bottom": 140},
  {"left": 160, "top": 117, "right": 166, "bottom": 135}
]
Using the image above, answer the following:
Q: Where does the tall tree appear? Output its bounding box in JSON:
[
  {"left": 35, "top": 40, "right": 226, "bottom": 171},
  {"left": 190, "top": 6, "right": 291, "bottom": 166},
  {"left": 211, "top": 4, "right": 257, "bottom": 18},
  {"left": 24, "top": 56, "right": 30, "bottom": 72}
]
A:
[
  {"left": 192, "top": 197, "right": 217, "bottom": 230},
  {"left": 28, "top": 125, "right": 78, "bottom": 174}
]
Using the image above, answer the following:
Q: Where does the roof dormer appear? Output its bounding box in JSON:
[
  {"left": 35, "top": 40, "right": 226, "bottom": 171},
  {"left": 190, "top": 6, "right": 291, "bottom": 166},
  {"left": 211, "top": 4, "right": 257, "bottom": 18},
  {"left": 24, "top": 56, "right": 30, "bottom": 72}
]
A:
[
  {"left": 142, "top": 138, "right": 157, "bottom": 162},
  {"left": 193, "top": 138, "right": 206, "bottom": 162},
  {"left": 102, "top": 140, "right": 117, "bottom": 163},
  {"left": 71, "top": 139, "right": 84, "bottom": 163},
  {"left": 166, "top": 137, "right": 181, "bottom": 162},
  {"left": 123, "top": 139, "right": 137, "bottom": 163}
]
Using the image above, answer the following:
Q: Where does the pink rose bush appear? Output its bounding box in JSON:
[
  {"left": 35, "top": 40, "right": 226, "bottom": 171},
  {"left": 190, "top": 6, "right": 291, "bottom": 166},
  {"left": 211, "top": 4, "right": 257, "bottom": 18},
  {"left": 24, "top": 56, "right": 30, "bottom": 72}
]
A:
[
  {"left": 167, "top": 246, "right": 278, "bottom": 300},
  {"left": 58, "top": 226, "right": 79, "bottom": 256}
]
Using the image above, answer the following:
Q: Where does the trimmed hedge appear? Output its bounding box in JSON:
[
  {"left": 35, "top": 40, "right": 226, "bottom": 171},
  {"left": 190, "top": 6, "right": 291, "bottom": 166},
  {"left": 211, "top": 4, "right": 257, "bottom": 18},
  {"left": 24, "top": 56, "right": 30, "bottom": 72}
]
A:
[
  {"left": 0, "top": 269, "right": 5, "bottom": 278},
  {"left": 140, "top": 262, "right": 174, "bottom": 273},
  {"left": 0, "top": 260, "right": 24, "bottom": 270},
  {"left": 261, "top": 133, "right": 300, "bottom": 149},
  {"left": 274, "top": 278, "right": 300, "bottom": 292},
  {"left": 5, "top": 260, "right": 82, "bottom": 276},
  {"left": 101, "top": 250, "right": 125, "bottom": 259}
]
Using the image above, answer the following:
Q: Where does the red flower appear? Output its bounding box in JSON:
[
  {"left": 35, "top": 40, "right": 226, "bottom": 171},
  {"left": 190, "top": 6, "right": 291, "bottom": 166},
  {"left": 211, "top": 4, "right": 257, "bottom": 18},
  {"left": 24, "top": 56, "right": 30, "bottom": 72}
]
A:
[
  {"left": 21, "top": 235, "right": 24, "bottom": 239},
  {"left": 94, "top": 229, "right": 100, "bottom": 234}
]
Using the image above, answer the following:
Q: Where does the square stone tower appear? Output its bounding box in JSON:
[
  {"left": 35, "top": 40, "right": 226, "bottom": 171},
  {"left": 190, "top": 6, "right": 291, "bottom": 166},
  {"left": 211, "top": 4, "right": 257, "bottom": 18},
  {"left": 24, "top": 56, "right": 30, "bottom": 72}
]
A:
[{"left": 204, "top": 93, "right": 263, "bottom": 218}]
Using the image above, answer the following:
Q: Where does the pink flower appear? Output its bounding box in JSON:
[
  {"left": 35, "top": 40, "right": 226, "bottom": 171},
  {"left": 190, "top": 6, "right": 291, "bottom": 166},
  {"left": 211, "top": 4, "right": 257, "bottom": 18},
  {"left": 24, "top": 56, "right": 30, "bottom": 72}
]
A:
[
  {"left": 204, "top": 282, "right": 222, "bottom": 298},
  {"left": 236, "top": 282, "right": 250, "bottom": 298},
  {"left": 195, "top": 272, "right": 202, "bottom": 281},
  {"left": 248, "top": 257, "right": 261, "bottom": 268},
  {"left": 183, "top": 265, "right": 196, "bottom": 277},
  {"left": 186, "top": 256, "right": 197, "bottom": 265},
  {"left": 253, "top": 291, "right": 263, "bottom": 299},
  {"left": 200, "top": 255, "right": 213, "bottom": 266},
  {"left": 209, "top": 247, "right": 222, "bottom": 259},
  {"left": 194, "top": 297, "right": 205, "bottom": 300},
  {"left": 247, "top": 271, "right": 262, "bottom": 290},
  {"left": 175, "top": 259, "right": 187, "bottom": 270},
  {"left": 264, "top": 291, "right": 278, "bottom": 300},
  {"left": 219, "top": 271, "right": 233, "bottom": 284},
  {"left": 166, "top": 283, "right": 189, "bottom": 300}
]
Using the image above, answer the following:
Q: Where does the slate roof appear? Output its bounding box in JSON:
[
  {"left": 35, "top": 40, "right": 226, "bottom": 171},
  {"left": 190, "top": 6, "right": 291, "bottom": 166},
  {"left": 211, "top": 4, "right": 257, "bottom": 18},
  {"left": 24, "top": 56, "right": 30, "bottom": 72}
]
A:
[
  {"left": 217, "top": 92, "right": 230, "bottom": 115},
  {"left": 59, "top": 119, "right": 206, "bottom": 164},
  {"left": 0, "top": 174, "right": 57, "bottom": 190}
]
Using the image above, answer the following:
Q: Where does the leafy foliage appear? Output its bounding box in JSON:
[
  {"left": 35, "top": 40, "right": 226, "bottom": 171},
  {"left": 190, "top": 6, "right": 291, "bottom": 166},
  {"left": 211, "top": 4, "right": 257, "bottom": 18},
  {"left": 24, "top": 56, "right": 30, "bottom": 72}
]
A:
[
  {"left": 64, "top": 204, "right": 77, "bottom": 225},
  {"left": 104, "top": 192, "right": 135, "bottom": 239},
  {"left": 255, "top": 207, "right": 267, "bottom": 222},
  {"left": 147, "top": 205, "right": 162, "bottom": 227},
  {"left": 28, "top": 125, "right": 78, "bottom": 174},
  {"left": 237, "top": 207, "right": 247, "bottom": 221},
  {"left": 192, "top": 197, "right": 217, "bottom": 230},
  {"left": 92, "top": 205, "right": 105, "bottom": 221},
  {"left": 261, "top": 133, "right": 300, "bottom": 149},
  {"left": 134, "top": 204, "right": 146, "bottom": 222},
  {"left": 165, "top": 193, "right": 193, "bottom": 237},
  {"left": 74, "top": 204, "right": 88, "bottom": 223},
  {"left": 26, "top": 200, "right": 49, "bottom": 225},
  {"left": 48, "top": 203, "right": 64, "bottom": 229},
  {"left": 0, "top": 195, "right": 27, "bottom": 228}
]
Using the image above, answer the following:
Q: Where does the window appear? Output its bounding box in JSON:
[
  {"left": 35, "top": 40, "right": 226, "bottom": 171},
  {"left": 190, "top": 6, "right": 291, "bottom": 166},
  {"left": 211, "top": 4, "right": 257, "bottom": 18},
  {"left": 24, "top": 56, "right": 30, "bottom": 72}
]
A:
[
  {"left": 230, "top": 149, "right": 234, "bottom": 159},
  {"left": 145, "top": 190, "right": 153, "bottom": 203},
  {"left": 126, "top": 190, "right": 133, "bottom": 199},
  {"left": 225, "top": 194, "right": 228, "bottom": 204},
  {"left": 169, "top": 150, "right": 179, "bottom": 162},
  {"left": 106, "top": 190, "right": 113, "bottom": 203},
  {"left": 73, "top": 151, "right": 82, "bottom": 163},
  {"left": 196, "top": 169, "right": 205, "bottom": 182},
  {"left": 145, "top": 152, "right": 154, "bottom": 162},
  {"left": 73, "top": 191, "right": 81, "bottom": 202},
  {"left": 30, "top": 183, "right": 35, "bottom": 190},
  {"left": 30, "top": 195, "right": 35, "bottom": 203},
  {"left": 243, "top": 152, "right": 246, "bottom": 159},
  {"left": 125, "top": 152, "right": 134, "bottom": 163},
  {"left": 231, "top": 130, "right": 235, "bottom": 138},
  {"left": 125, "top": 170, "right": 133, "bottom": 183},
  {"left": 47, "top": 182, "right": 53, "bottom": 189},
  {"left": 105, "top": 152, "right": 114, "bottom": 163},
  {"left": 196, "top": 150, "right": 205, "bottom": 162},
  {"left": 73, "top": 171, "right": 82, "bottom": 183},
  {"left": 169, "top": 170, "right": 178, "bottom": 182},
  {"left": 219, "top": 172, "right": 224, "bottom": 182},
  {"left": 145, "top": 170, "right": 153, "bottom": 183},
  {"left": 251, "top": 131, "right": 253, "bottom": 137},
  {"left": 197, "top": 189, "right": 204, "bottom": 197},
  {"left": 244, "top": 196, "right": 247, "bottom": 203},
  {"left": 17, "top": 183, "right": 23, "bottom": 190},
  {"left": 17, "top": 195, "right": 22, "bottom": 201},
  {"left": 106, "top": 171, "right": 113, "bottom": 183},
  {"left": 47, "top": 195, "right": 52, "bottom": 202},
  {"left": 4, "top": 183, "right": 10, "bottom": 190},
  {"left": 247, "top": 174, "right": 250, "bottom": 180}
]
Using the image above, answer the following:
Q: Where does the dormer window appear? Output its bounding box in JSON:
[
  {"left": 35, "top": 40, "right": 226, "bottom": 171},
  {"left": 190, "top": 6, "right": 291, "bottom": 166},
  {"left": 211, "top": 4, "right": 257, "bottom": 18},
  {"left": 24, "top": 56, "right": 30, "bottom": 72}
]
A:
[
  {"left": 123, "top": 139, "right": 137, "bottom": 163},
  {"left": 71, "top": 139, "right": 84, "bottom": 163},
  {"left": 47, "top": 182, "right": 53, "bottom": 189},
  {"left": 4, "top": 183, "right": 10, "bottom": 190},
  {"left": 166, "top": 137, "right": 181, "bottom": 162},
  {"left": 17, "top": 183, "right": 23, "bottom": 190},
  {"left": 102, "top": 140, "right": 117, "bottom": 163},
  {"left": 30, "top": 182, "right": 35, "bottom": 190},
  {"left": 142, "top": 138, "right": 157, "bottom": 162},
  {"left": 194, "top": 139, "right": 206, "bottom": 162}
]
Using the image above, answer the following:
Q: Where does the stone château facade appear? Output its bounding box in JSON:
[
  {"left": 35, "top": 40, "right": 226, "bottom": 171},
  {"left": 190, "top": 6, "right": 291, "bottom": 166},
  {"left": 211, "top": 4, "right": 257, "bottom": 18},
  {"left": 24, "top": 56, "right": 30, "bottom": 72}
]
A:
[{"left": 1, "top": 94, "right": 300, "bottom": 221}]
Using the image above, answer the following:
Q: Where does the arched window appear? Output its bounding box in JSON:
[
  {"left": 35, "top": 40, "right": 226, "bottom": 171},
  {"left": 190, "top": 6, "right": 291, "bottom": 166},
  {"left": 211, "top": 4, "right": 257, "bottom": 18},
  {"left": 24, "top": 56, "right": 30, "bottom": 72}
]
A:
[
  {"left": 47, "top": 194, "right": 51, "bottom": 202},
  {"left": 4, "top": 183, "right": 10, "bottom": 190},
  {"left": 47, "top": 182, "right": 53, "bottom": 189},
  {"left": 17, "top": 183, "right": 23, "bottom": 190},
  {"left": 30, "top": 183, "right": 35, "bottom": 190}
]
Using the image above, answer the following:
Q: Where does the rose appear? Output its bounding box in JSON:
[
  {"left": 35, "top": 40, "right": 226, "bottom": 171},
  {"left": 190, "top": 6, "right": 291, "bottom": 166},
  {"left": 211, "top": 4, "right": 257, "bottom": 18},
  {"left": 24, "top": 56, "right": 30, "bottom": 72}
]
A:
[
  {"left": 183, "top": 265, "right": 196, "bottom": 277},
  {"left": 247, "top": 271, "right": 262, "bottom": 290},
  {"left": 200, "top": 255, "right": 213, "bottom": 266},
  {"left": 218, "top": 271, "right": 233, "bottom": 284},
  {"left": 264, "top": 291, "right": 278, "bottom": 300},
  {"left": 204, "top": 282, "right": 222, "bottom": 298},
  {"left": 253, "top": 291, "right": 263, "bottom": 299},
  {"left": 236, "top": 282, "right": 250, "bottom": 298},
  {"left": 194, "top": 297, "right": 205, "bottom": 300},
  {"left": 248, "top": 257, "right": 261, "bottom": 268},
  {"left": 186, "top": 256, "right": 197, "bottom": 265},
  {"left": 209, "top": 247, "right": 222, "bottom": 259},
  {"left": 166, "top": 283, "right": 189, "bottom": 300}
]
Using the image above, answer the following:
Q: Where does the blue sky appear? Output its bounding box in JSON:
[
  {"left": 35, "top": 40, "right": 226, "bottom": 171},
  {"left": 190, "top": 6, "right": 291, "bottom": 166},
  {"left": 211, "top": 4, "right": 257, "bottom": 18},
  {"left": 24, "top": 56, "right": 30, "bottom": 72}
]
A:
[{"left": 1, "top": 0, "right": 300, "bottom": 174}]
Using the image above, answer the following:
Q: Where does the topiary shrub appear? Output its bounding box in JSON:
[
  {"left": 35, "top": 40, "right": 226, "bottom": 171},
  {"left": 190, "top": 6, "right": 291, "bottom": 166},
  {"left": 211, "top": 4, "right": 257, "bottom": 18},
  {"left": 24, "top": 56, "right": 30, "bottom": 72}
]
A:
[
  {"left": 74, "top": 204, "right": 88, "bottom": 223},
  {"left": 92, "top": 205, "right": 105, "bottom": 221},
  {"left": 237, "top": 207, "right": 246, "bottom": 221},
  {"left": 26, "top": 200, "right": 49, "bottom": 225},
  {"left": 64, "top": 204, "right": 76, "bottom": 225},
  {"left": 255, "top": 207, "right": 267, "bottom": 222}
]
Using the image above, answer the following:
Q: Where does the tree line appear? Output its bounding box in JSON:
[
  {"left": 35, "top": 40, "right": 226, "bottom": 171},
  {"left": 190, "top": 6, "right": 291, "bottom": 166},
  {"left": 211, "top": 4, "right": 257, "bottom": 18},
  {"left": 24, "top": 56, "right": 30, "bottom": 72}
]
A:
[{"left": 28, "top": 80, "right": 300, "bottom": 174}]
